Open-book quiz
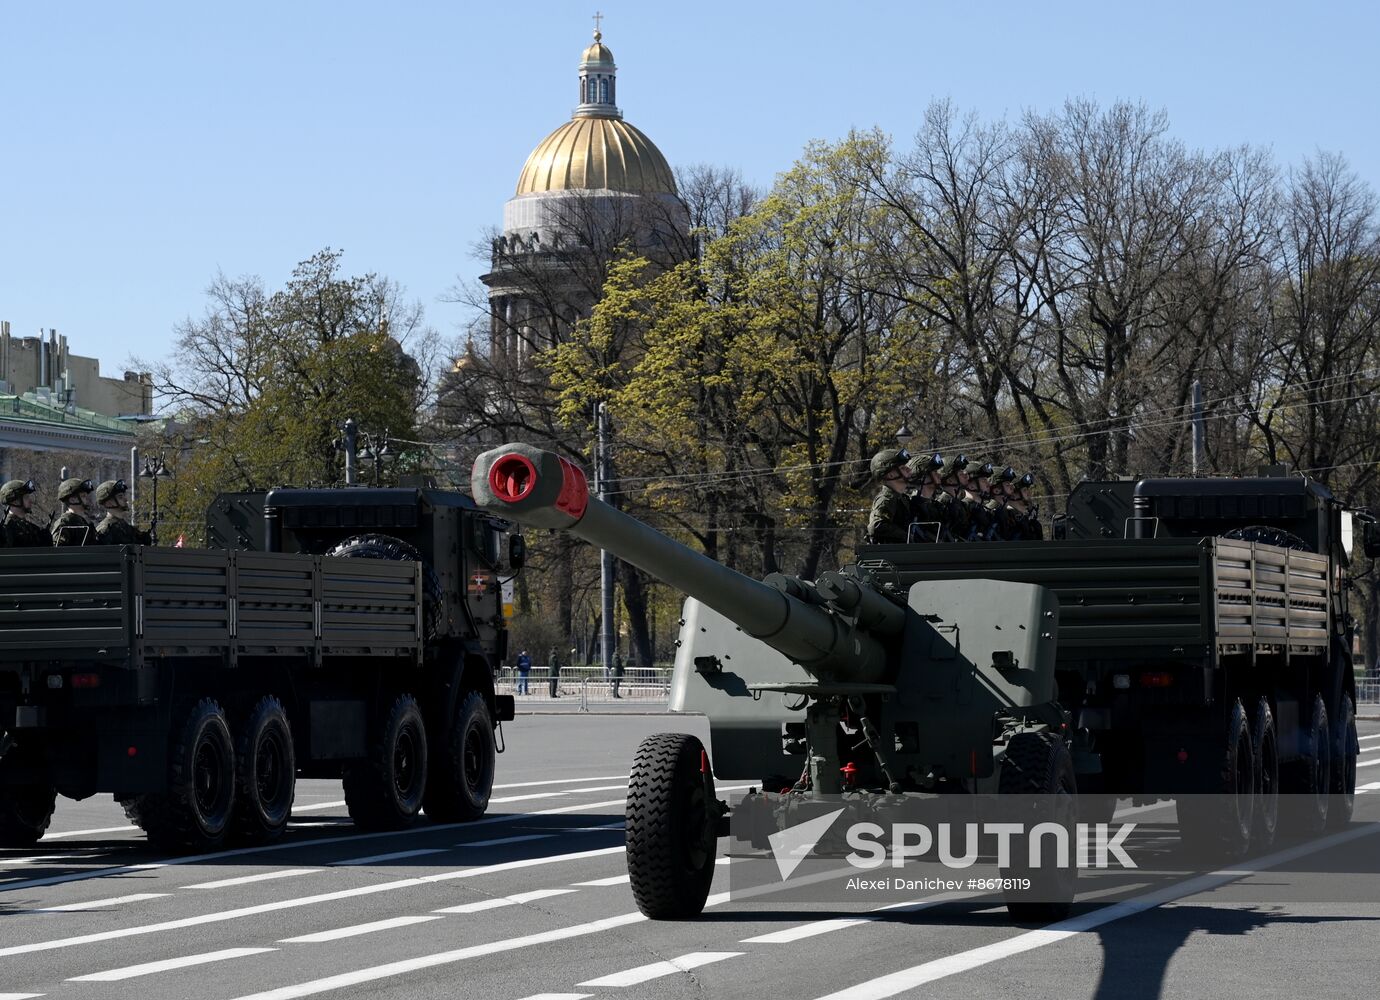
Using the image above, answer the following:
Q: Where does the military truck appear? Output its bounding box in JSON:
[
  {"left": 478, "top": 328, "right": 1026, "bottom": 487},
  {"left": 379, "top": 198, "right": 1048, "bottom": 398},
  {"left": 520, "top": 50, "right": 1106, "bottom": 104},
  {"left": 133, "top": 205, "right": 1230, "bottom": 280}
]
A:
[
  {"left": 470, "top": 445, "right": 1376, "bottom": 922},
  {"left": 859, "top": 472, "right": 1370, "bottom": 855},
  {"left": 0, "top": 484, "right": 520, "bottom": 850}
]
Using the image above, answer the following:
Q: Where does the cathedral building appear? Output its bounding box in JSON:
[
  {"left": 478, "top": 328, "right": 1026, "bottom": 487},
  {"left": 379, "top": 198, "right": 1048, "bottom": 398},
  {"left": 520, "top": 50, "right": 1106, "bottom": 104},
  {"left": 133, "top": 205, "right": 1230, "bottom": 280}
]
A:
[{"left": 480, "top": 26, "right": 687, "bottom": 363}]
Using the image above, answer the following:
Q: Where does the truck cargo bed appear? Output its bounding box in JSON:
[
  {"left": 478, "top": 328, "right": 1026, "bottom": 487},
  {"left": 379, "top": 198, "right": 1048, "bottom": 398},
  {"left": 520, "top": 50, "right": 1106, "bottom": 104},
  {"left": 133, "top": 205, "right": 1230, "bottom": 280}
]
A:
[
  {"left": 858, "top": 537, "right": 1330, "bottom": 661},
  {"left": 0, "top": 547, "right": 422, "bottom": 665}
]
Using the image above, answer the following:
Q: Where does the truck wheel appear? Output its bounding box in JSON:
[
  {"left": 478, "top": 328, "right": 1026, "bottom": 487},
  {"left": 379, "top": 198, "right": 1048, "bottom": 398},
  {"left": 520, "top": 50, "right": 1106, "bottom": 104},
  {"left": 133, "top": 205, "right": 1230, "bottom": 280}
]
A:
[
  {"left": 0, "top": 784, "right": 57, "bottom": 847},
  {"left": 326, "top": 534, "right": 445, "bottom": 639},
  {"left": 424, "top": 690, "right": 495, "bottom": 823},
  {"left": 1282, "top": 693, "right": 1330, "bottom": 836},
  {"left": 626, "top": 733, "right": 717, "bottom": 919},
  {"left": 1251, "top": 698, "right": 1279, "bottom": 852},
  {"left": 232, "top": 697, "right": 296, "bottom": 844},
  {"left": 997, "top": 731, "right": 1078, "bottom": 923},
  {"left": 1178, "top": 699, "right": 1254, "bottom": 860},
  {"left": 343, "top": 693, "right": 428, "bottom": 831},
  {"left": 123, "top": 698, "right": 236, "bottom": 850},
  {"left": 1328, "top": 694, "right": 1357, "bottom": 828}
]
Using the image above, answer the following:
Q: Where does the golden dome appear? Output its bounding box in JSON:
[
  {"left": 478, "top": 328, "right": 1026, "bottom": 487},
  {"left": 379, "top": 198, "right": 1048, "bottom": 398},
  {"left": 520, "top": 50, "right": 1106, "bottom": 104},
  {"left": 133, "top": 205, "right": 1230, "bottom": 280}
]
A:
[
  {"left": 581, "top": 36, "right": 615, "bottom": 66},
  {"left": 515, "top": 116, "right": 677, "bottom": 196}
]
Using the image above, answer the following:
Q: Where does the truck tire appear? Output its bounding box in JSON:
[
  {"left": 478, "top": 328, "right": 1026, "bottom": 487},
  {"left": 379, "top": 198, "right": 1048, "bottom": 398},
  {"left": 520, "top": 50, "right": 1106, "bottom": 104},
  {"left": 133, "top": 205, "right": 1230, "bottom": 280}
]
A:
[
  {"left": 123, "top": 698, "right": 236, "bottom": 850},
  {"left": 1251, "top": 697, "right": 1279, "bottom": 852},
  {"left": 1328, "top": 694, "right": 1357, "bottom": 828},
  {"left": 997, "top": 731, "right": 1077, "bottom": 923},
  {"left": 0, "top": 783, "right": 57, "bottom": 847},
  {"left": 424, "top": 690, "right": 495, "bottom": 823},
  {"left": 326, "top": 534, "right": 445, "bottom": 639},
  {"left": 626, "top": 733, "right": 717, "bottom": 919},
  {"left": 1282, "top": 693, "right": 1330, "bottom": 836},
  {"left": 1177, "top": 698, "right": 1254, "bottom": 860},
  {"left": 232, "top": 696, "right": 296, "bottom": 844},
  {"left": 343, "top": 693, "right": 428, "bottom": 831}
]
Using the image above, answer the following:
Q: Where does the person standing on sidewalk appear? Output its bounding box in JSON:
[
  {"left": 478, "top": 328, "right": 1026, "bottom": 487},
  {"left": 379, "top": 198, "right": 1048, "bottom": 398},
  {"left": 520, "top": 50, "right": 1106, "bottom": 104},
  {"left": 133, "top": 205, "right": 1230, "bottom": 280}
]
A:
[
  {"left": 548, "top": 645, "right": 562, "bottom": 698},
  {"left": 515, "top": 650, "right": 531, "bottom": 695},
  {"left": 611, "top": 651, "right": 625, "bottom": 699}
]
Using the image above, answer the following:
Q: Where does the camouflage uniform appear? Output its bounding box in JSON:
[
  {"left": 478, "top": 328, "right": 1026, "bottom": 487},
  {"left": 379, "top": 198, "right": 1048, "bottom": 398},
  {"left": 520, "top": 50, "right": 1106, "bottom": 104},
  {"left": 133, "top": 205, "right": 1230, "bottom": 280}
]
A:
[
  {"left": 93, "top": 480, "right": 152, "bottom": 545},
  {"left": 51, "top": 478, "right": 96, "bottom": 547},
  {"left": 1, "top": 480, "right": 49, "bottom": 547},
  {"left": 866, "top": 448, "right": 913, "bottom": 543}
]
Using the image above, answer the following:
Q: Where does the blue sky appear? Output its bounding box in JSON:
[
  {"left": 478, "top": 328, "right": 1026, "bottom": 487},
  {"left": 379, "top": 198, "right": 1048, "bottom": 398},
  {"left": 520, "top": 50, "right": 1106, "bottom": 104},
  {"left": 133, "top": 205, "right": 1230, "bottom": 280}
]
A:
[{"left": 3, "top": 1, "right": 1377, "bottom": 396}]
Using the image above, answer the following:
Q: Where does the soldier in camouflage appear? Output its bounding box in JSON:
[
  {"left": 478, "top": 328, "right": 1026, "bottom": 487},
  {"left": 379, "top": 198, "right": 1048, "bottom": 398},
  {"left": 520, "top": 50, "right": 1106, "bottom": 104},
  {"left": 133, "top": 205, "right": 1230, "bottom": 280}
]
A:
[
  {"left": 865, "top": 448, "right": 913, "bottom": 543},
  {"left": 1, "top": 479, "right": 49, "bottom": 547},
  {"left": 904, "top": 452, "right": 949, "bottom": 542},
  {"left": 1010, "top": 472, "right": 1043, "bottom": 539},
  {"left": 94, "top": 480, "right": 152, "bottom": 545},
  {"left": 51, "top": 478, "right": 97, "bottom": 547}
]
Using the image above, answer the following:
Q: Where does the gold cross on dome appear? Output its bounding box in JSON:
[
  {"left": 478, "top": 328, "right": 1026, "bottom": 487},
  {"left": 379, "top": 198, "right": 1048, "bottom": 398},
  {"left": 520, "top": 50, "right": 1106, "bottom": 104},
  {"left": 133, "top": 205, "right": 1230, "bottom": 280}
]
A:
[{"left": 592, "top": 11, "right": 604, "bottom": 36}]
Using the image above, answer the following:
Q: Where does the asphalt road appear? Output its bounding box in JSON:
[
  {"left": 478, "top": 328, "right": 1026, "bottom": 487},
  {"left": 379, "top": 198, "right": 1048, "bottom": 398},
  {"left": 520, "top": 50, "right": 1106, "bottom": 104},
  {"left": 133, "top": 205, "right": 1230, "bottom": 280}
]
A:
[{"left": 3, "top": 714, "right": 1380, "bottom": 1000}]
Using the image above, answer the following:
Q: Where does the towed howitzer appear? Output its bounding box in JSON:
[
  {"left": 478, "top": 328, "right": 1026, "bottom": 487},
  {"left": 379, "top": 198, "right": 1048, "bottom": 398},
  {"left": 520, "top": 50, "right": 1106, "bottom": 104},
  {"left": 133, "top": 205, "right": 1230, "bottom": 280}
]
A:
[{"left": 472, "top": 443, "right": 1076, "bottom": 921}]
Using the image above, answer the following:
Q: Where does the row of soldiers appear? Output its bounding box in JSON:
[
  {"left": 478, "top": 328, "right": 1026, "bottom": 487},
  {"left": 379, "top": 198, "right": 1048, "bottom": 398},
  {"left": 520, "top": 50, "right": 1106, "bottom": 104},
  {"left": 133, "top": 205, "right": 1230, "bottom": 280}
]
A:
[
  {"left": 0, "top": 477, "right": 152, "bottom": 548},
  {"left": 867, "top": 448, "right": 1043, "bottom": 544}
]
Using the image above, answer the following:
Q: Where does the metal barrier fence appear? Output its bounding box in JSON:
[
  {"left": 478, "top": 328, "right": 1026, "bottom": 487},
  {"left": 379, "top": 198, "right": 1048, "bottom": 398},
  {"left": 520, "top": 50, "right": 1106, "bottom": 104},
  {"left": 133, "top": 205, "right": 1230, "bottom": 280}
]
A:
[
  {"left": 496, "top": 665, "right": 672, "bottom": 710},
  {"left": 1357, "top": 677, "right": 1380, "bottom": 706}
]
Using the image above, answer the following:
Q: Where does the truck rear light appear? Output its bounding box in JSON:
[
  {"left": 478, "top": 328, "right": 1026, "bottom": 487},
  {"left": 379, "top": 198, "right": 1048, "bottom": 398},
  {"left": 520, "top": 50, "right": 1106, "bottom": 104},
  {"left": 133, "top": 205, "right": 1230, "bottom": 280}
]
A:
[
  {"left": 1139, "top": 672, "right": 1174, "bottom": 688},
  {"left": 70, "top": 673, "right": 101, "bottom": 689},
  {"left": 127, "top": 745, "right": 138, "bottom": 757}
]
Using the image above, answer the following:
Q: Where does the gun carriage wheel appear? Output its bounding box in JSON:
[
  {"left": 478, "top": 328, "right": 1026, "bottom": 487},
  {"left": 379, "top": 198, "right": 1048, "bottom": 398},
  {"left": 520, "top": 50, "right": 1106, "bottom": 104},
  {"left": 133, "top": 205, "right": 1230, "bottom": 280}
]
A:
[
  {"left": 626, "top": 732, "right": 720, "bottom": 919},
  {"left": 998, "top": 730, "right": 1078, "bottom": 923}
]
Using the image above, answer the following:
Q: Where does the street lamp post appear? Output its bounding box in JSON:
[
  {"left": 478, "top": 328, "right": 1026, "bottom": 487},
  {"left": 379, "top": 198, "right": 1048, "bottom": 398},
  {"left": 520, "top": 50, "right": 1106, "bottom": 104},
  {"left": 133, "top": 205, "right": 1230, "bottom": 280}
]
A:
[{"left": 139, "top": 453, "right": 170, "bottom": 546}]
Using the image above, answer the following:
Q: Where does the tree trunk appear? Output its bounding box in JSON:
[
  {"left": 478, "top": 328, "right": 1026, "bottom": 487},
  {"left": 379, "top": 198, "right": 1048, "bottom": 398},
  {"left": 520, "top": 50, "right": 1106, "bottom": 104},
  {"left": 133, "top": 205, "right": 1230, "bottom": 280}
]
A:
[{"left": 620, "top": 562, "right": 655, "bottom": 667}]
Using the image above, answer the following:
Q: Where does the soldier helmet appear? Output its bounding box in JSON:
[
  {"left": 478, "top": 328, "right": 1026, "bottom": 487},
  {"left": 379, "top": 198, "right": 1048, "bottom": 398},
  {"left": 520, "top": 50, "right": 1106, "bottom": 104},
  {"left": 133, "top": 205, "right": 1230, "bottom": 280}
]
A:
[
  {"left": 948, "top": 454, "right": 970, "bottom": 473},
  {"left": 869, "top": 448, "right": 911, "bottom": 480},
  {"left": 95, "top": 479, "right": 129, "bottom": 505},
  {"left": 973, "top": 462, "right": 995, "bottom": 480},
  {"left": 58, "top": 477, "right": 95, "bottom": 502},
  {"left": 1017, "top": 472, "right": 1036, "bottom": 489},
  {"left": 1, "top": 479, "right": 37, "bottom": 506},
  {"left": 994, "top": 466, "right": 1017, "bottom": 484},
  {"left": 907, "top": 453, "right": 944, "bottom": 476}
]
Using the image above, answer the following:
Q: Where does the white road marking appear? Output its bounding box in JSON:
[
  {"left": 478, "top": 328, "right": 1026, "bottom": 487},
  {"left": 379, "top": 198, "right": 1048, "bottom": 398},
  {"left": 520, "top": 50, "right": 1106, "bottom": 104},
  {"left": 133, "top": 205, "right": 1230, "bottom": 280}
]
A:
[
  {"left": 433, "top": 888, "right": 577, "bottom": 913},
  {"left": 68, "top": 947, "right": 277, "bottom": 982},
  {"left": 225, "top": 893, "right": 733, "bottom": 1000},
  {"left": 494, "top": 775, "right": 625, "bottom": 789},
  {"left": 805, "top": 821, "right": 1380, "bottom": 1000},
  {"left": 39, "top": 825, "right": 138, "bottom": 840},
  {"left": 331, "top": 848, "right": 449, "bottom": 866},
  {"left": 184, "top": 869, "right": 321, "bottom": 889},
  {"left": 291, "top": 800, "right": 346, "bottom": 812},
  {"left": 490, "top": 783, "right": 628, "bottom": 804},
  {"left": 1357, "top": 758, "right": 1380, "bottom": 768},
  {"left": 0, "top": 845, "right": 627, "bottom": 958},
  {"left": 577, "top": 951, "right": 744, "bottom": 988},
  {"left": 1359, "top": 781, "right": 1380, "bottom": 792},
  {"left": 0, "top": 993, "right": 45, "bottom": 999},
  {"left": 1357, "top": 732, "right": 1380, "bottom": 742},
  {"left": 279, "top": 915, "right": 444, "bottom": 943},
  {"left": 20, "top": 892, "right": 169, "bottom": 913},
  {"left": 513, "top": 994, "right": 592, "bottom": 1000},
  {"left": 740, "top": 899, "right": 940, "bottom": 945},
  {"left": 0, "top": 781, "right": 719, "bottom": 896},
  {"left": 572, "top": 874, "right": 629, "bottom": 887},
  {"left": 458, "top": 834, "right": 554, "bottom": 848}
]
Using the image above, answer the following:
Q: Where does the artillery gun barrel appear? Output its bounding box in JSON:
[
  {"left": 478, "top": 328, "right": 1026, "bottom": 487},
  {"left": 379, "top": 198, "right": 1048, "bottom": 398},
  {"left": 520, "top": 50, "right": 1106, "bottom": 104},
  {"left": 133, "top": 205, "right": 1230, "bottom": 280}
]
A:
[{"left": 471, "top": 443, "right": 887, "bottom": 682}]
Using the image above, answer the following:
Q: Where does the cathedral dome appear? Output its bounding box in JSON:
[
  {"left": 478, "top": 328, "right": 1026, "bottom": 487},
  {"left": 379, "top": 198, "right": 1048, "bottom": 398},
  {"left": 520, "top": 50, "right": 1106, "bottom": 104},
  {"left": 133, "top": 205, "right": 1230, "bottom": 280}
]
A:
[
  {"left": 511, "top": 26, "right": 676, "bottom": 198},
  {"left": 515, "top": 117, "right": 676, "bottom": 196}
]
